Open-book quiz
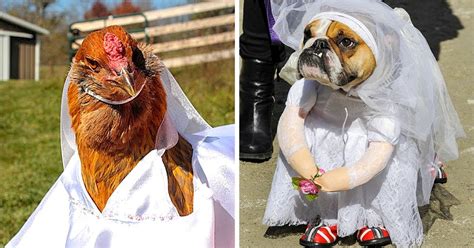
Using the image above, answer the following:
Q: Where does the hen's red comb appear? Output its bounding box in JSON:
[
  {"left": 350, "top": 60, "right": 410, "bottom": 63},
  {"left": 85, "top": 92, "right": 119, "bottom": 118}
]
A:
[{"left": 104, "top": 32, "right": 127, "bottom": 71}]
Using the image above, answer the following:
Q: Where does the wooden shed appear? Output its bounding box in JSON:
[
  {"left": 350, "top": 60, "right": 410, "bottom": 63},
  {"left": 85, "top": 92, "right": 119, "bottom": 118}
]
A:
[{"left": 0, "top": 12, "right": 49, "bottom": 81}]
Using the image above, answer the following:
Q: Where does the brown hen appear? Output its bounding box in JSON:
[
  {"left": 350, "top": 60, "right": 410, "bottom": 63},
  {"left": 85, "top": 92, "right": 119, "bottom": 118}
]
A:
[{"left": 68, "top": 26, "right": 194, "bottom": 216}]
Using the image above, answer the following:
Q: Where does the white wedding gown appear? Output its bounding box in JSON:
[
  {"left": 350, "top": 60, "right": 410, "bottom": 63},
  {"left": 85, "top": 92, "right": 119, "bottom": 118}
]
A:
[
  {"left": 263, "top": 79, "right": 434, "bottom": 247},
  {"left": 7, "top": 125, "right": 235, "bottom": 248}
]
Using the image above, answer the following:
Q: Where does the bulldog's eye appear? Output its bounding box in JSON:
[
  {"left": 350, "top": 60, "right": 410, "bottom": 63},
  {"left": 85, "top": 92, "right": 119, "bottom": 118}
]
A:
[{"left": 339, "top": 38, "right": 356, "bottom": 48}]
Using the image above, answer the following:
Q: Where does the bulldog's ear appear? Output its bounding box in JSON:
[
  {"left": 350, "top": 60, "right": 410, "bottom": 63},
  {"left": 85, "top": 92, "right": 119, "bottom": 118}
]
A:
[{"left": 303, "top": 26, "right": 312, "bottom": 45}]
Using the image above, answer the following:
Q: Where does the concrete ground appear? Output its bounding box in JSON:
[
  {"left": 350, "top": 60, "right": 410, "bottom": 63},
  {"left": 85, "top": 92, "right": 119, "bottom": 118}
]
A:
[{"left": 239, "top": 0, "right": 474, "bottom": 247}]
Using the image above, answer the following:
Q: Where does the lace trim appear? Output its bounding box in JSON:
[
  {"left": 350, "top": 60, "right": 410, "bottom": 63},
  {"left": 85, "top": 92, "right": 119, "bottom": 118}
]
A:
[{"left": 69, "top": 197, "right": 177, "bottom": 223}]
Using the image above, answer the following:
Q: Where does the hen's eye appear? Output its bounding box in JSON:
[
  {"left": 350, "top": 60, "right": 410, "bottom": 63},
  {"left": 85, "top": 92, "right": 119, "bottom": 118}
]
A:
[
  {"left": 132, "top": 47, "right": 145, "bottom": 70},
  {"left": 86, "top": 57, "right": 101, "bottom": 73},
  {"left": 339, "top": 38, "right": 356, "bottom": 48}
]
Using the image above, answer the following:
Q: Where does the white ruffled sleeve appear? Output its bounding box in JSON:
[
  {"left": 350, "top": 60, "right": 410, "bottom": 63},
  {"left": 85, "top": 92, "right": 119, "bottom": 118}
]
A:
[
  {"left": 367, "top": 115, "right": 401, "bottom": 145},
  {"left": 285, "top": 79, "right": 318, "bottom": 114}
]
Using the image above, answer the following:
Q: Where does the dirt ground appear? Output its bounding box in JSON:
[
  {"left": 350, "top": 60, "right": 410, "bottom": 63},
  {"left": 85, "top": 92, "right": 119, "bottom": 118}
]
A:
[{"left": 239, "top": 0, "right": 474, "bottom": 247}]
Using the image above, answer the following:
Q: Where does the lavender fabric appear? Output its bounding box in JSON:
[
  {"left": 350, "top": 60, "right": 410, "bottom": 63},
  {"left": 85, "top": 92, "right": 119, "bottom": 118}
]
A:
[{"left": 264, "top": 0, "right": 280, "bottom": 44}]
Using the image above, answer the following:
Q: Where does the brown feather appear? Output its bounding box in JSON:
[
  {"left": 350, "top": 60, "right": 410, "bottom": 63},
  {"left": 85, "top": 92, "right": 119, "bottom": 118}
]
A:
[{"left": 68, "top": 26, "right": 194, "bottom": 215}]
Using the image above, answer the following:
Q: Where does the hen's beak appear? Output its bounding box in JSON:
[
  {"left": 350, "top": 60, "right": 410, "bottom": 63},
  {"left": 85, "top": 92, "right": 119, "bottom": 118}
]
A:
[{"left": 119, "top": 67, "right": 135, "bottom": 96}]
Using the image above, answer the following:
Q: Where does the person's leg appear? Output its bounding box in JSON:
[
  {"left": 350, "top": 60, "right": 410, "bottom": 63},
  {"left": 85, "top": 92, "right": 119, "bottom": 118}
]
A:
[{"left": 239, "top": 0, "right": 285, "bottom": 161}]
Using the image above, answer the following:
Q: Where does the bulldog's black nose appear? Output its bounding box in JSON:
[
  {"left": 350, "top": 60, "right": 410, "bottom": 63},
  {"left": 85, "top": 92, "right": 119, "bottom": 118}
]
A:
[{"left": 312, "top": 39, "right": 330, "bottom": 51}]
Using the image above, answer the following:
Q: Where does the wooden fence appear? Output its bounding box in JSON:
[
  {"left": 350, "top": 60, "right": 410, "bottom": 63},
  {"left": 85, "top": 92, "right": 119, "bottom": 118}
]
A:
[{"left": 68, "top": 1, "right": 234, "bottom": 68}]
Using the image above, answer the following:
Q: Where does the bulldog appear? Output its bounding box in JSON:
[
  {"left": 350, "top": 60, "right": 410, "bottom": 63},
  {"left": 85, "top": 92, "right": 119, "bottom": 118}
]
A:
[
  {"left": 264, "top": 5, "right": 461, "bottom": 248},
  {"left": 272, "top": 12, "right": 395, "bottom": 247}
]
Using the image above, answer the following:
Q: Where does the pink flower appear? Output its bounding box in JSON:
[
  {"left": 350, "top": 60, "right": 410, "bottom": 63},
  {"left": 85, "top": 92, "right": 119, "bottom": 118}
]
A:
[
  {"left": 319, "top": 168, "right": 326, "bottom": 175},
  {"left": 299, "top": 180, "right": 319, "bottom": 195}
]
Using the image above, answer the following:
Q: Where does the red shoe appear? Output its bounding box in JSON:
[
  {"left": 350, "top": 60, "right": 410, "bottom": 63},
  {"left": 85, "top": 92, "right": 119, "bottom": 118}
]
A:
[
  {"left": 432, "top": 154, "right": 447, "bottom": 184},
  {"left": 434, "top": 161, "right": 448, "bottom": 184},
  {"left": 357, "top": 226, "right": 391, "bottom": 246},
  {"left": 300, "top": 223, "right": 338, "bottom": 247}
]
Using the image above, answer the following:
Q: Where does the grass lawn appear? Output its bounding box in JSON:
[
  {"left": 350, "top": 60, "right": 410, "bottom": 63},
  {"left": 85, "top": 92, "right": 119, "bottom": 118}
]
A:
[{"left": 0, "top": 59, "right": 234, "bottom": 245}]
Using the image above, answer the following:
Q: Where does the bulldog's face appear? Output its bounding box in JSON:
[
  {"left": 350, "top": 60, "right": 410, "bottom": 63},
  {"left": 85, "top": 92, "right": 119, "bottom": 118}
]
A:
[{"left": 298, "top": 19, "right": 376, "bottom": 91}]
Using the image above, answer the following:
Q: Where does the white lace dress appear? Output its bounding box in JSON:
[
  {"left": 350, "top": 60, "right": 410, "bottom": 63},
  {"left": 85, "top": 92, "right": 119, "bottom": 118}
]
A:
[
  {"left": 7, "top": 125, "right": 235, "bottom": 248},
  {"left": 263, "top": 79, "right": 431, "bottom": 247}
]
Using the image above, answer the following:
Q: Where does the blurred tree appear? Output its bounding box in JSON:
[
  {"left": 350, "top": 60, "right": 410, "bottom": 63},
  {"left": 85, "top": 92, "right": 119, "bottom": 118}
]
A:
[
  {"left": 84, "top": 1, "right": 110, "bottom": 20},
  {"left": 135, "top": 0, "right": 154, "bottom": 12},
  {"left": 112, "top": 0, "right": 141, "bottom": 15},
  {"left": 34, "top": 0, "right": 55, "bottom": 18}
]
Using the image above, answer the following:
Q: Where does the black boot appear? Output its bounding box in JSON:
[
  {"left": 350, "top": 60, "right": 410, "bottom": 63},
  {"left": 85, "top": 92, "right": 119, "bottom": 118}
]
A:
[{"left": 240, "top": 59, "right": 276, "bottom": 161}]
